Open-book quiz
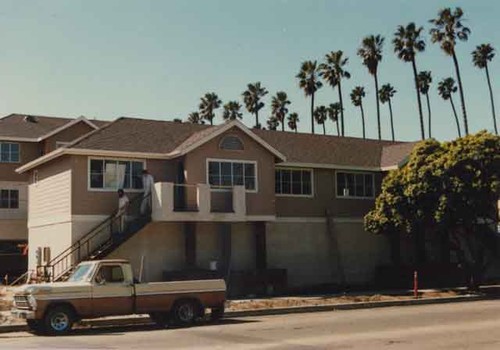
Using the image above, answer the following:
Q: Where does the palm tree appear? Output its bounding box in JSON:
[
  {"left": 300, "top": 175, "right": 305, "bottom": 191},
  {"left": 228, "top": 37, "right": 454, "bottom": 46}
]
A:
[
  {"left": 319, "top": 51, "right": 351, "bottom": 136},
  {"left": 242, "top": 82, "right": 268, "bottom": 129},
  {"left": 271, "top": 91, "right": 291, "bottom": 131},
  {"left": 430, "top": 7, "right": 471, "bottom": 134},
  {"left": 199, "top": 92, "right": 222, "bottom": 125},
  {"left": 222, "top": 101, "right": 243, "bottom": 121},
  {"left": 350, "top": 86, "right": 367, "bottom": 139},
  {"left": 393, "top": 23, "right": 426, "bottom": 140},
  {"left": 327, "top": 103, "right": 342, "bottom": 136},
  {"left": 417, "top": 71, "right": 433, "bottom": 138},
  {"left": 472, "top": 43, "right": 498, "bottom": 135},
  {"left": 187, "top": 112, "right": 204, "bottom": 124},
  {"left": 314, "top": 105, "right": 328, "bottom": 135},
  {"left": 379, "top": 84, "right": 397, "bottom": 141},
  {"left": 267, "top": 116, "right": 279, "bottom": 131},
  {"left": 287, "top": 113, "right": 299, "bottom": 133},
  {"left": 296, "top": 60, "right": 323, "bottom": 134},
  {"left": 358, "top": 34, "right": 384, "bottom": 140},
  {"left": 438, "top": 77, "right": 461, "bottom": 137}
]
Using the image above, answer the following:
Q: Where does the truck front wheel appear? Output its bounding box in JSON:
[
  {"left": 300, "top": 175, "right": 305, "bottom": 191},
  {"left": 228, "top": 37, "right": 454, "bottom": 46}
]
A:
[{"left": 44, "top": 305, "right": 75, "bottom": 335}]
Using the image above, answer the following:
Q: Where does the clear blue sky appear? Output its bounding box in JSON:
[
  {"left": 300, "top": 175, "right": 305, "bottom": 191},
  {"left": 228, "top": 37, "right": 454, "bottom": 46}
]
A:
[{"left": 0, "top": 0, "right": 498, "bottom": 141}]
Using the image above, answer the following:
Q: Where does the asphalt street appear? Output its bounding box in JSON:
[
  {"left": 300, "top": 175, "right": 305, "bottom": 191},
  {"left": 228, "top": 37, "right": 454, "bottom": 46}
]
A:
[{"left": 1, "top": 300, "right": 499, "bottom": 349}]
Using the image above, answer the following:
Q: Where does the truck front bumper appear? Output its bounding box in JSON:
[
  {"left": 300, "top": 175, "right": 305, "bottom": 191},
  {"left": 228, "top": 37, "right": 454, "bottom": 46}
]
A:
[{"left": 11, "top": 309, "right": 35, "bottom": 320}]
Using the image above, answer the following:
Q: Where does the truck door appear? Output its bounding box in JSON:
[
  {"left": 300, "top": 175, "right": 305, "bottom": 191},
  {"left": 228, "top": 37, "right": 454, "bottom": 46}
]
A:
[{"left": 91, "top": 264, "right": 134, "bottom": 317}]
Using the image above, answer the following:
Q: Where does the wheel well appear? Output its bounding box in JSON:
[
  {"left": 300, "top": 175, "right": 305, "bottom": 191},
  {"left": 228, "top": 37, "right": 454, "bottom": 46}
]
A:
[
  {"left": 173, "top": 297, "right": 204, "bottom": 315},
  {"left": 43, "top": 302, "right": 78, "bottom": 320}
]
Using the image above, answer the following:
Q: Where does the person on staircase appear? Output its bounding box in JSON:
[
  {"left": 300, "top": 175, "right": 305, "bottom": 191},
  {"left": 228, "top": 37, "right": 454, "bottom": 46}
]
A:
[
  {"left": 140, "top": 169, "right": 154, "bottom": 216},
  {"left": 116, "top": 189, "right": 130, "bottom": 234}
]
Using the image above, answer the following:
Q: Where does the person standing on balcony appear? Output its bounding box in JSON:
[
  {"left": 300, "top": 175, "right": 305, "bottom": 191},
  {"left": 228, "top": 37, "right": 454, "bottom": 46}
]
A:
[
  {"left": 117, "top": 189, "right": 130, "bottom": 233},
  {"left": 141, "top": 169, "right": 154, "bottom": 216}
]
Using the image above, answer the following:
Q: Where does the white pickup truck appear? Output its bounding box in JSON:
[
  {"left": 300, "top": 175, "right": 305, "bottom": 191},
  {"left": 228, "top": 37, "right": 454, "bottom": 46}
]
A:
[{"left": 12, "top": 259, "right": 226, "bottom": 335}]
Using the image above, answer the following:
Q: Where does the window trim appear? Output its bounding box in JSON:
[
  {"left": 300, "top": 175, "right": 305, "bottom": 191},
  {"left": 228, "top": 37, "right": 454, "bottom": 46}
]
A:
[
  {"left": 275, "top": 167, "right": 314, "bottom": 198},
  {"left": 219, "top": 134, "right": 245, "bottom": 151},
  {"left": 206, "top": 158, "right": 258, "bottom": 193},
  {"left": 0, "top": 189, "right": 20, "bottom": 209},
  {"left": 0, "top": 142, "right": 21, "bottom": 164},
  {"left": 335, "top": 170, "right": 375, "bottom": 200},
  {"left": 87, "top": 157, "right": 147, "bottom": 193}
]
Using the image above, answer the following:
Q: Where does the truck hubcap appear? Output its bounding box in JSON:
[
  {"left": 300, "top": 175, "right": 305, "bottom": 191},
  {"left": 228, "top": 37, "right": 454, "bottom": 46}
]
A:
[
  {"left": 178, "top": 304, "right": 194, "bottom": 322},
  {"left": 51, "top": 312, "right": 69, "bottom": 331}
]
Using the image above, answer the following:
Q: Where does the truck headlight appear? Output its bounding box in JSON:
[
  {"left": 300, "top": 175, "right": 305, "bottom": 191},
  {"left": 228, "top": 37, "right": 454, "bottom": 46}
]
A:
[{"left": 27, "top": 295, "right": 37, "bottom": 310}]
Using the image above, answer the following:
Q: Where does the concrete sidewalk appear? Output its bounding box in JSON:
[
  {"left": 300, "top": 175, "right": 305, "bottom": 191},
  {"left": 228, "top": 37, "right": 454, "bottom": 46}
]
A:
[{"left": 1, "top": 285, "right": 499, "bottom": 334}]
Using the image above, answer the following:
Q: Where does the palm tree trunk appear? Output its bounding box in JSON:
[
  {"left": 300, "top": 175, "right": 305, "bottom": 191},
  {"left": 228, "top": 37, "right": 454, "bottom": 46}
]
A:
[
  {"left": 281, "top": 119, "right": 285, "bottom": 132},
  {"left": 388, "top": 99, "right": 395, "bottom": 142},
  {"left": 449, "top": 97, "right": 462, "bottom": 137},
  {"left": 360, "top": 103, "right": 366, "bottom": 139},
  {"left": 322, "top": 123, "right": 326, "bottom": 135},
  {"left": 255, "top": 110, "right": 260, "bottom": 129},
  {"left": 294, "top": 127, "right": 297, "bottom": 133},
  {"left": 337, "top": 81, "right": 345, "bottom": 136},
  {"left": 374, "top": 73, "right": 381, "bottom": 140},
  {"left": 452, "top": 51, "right": 468, "bottom": 135},
  {"left": 411, "top": 58, "right": 425, "bottom": 140},
  {"left": 485, "top": 63, "right": 498, "bottom": 135},
  {"left": 425, "top": 93, "right": 432, "bottom": 138},
  {"left": 311, "top": 93, "right": 315, "bottom": 134},
  {"left": 336, "top": 120, "right": 340, "bottom": 136}
]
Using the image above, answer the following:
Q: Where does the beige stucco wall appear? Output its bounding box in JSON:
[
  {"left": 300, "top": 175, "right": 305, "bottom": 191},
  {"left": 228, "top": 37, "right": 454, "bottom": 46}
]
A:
[
  {"left": 266, "top": 220, "right": 390, "bottom": 287},
  {"left": 275, "top": 169, "right": 382, "bottom": 218},
  {"left": 107, "top": 222, "right": 185, "bottom": 281},
  {"left": 0, "top": 141, "right": 40, "bottom": 182},
  {"left": 183, "top": 127, "right": 277, "bottom": 216}
]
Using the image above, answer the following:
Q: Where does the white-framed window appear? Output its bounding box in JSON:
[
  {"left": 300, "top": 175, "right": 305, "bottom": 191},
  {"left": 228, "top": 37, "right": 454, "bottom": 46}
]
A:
[
  {"left": 336, "top": 171, "right": 375, "bottom": 199},
  {"left": 0, "top": 189, "right": 19, "bottom": 209},
  {"left": 207, "top": 159, "right": 257, "bottom": 191},
  {"left": 0, "top": 142, "right": 20, "bottom": 163},
  {"left": 89, "top": 158, "right": 144, "bottom": 191},
  {"left": 275, "top": 168, "right": 313, "bottom": 196}
]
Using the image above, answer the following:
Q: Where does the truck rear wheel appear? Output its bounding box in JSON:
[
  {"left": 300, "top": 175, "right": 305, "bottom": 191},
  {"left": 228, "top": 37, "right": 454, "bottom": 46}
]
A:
[
  {"left": 171, "top": 300, "right": 198, "bottom": 327},
  {"left": 43, "top": 305, "right": 74, "bottom": 335}
]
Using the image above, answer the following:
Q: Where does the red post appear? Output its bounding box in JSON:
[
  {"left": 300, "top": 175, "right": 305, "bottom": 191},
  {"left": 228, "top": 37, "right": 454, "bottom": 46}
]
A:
[{"left": 413, "top": 270, "right": 418, "bottom": 299}]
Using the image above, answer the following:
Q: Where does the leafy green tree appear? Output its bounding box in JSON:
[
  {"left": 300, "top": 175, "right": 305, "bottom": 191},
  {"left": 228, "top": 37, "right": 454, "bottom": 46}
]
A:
[
  {"left": 472, "top": 44, "right": 498, "bottom": 135},
  {"left": 319, "top": 51, "right": 351, "bottom": 136},
  {"left": 242, "top": 82, "right": 268, "bottom": 129},
  {"left": 267, "top": 116, "right": 279, "bottom": 131},
  {"left": 327, "top": 103, "right": 342, "bottom": 136},
  {"left": 438, "top": 77, "right": 461, "bottom": 137},
  {"left": 271, "top": 91, "right": 291, "bottom": 132},
  {"left": 287, "top": 112, "right": 299, "bottom": 133},
  {"left": 187, "top": 112, "right": 204, "bottom": 124},
  {"left": 365, "top": 131, "right": 500, "bottom": 288},
  {"left": 199, "top": 92, "right": 222, "bottom": 125},
  {"left": 417, "top": 71, "right": 433, "bottom": 138},
  {"left": 393, "top": 23, "right": 426, "bottom": 140},
  {"left": 314, "top": 105, "right": 328, "bottom": 135},
  {"left": 379, "top": 84, "right": 397, "bottom": 141},
  {"left": 222, "top": 101, "right": 243, "bottom": 121},
  {"left": 430, "top": 7, "right": 471, "bottom": 134},
  {"left": 296, "top": 60, "right": 323, "bottom": 134},
  {"left": 350, "top": 86, "right": 366, "bottom": 139},
  {"left": 358, "top": 34, "right": 384, "bottom": 140}
]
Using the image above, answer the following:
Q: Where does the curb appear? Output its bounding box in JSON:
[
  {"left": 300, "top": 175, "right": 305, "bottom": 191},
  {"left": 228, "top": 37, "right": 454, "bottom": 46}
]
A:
[{"left": 1, "top": 294, "right": 498, "bottom": 334}]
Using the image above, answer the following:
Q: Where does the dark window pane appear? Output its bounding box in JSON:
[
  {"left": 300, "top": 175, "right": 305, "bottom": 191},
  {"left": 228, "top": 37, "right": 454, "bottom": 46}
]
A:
[
  {"left": 220, "top": 136, "right": 244, "bottom": 150},
  {"left": 10, "top": 144, "right": 19, "bottom": 162},
  {"left": 337, "top": 173, "right": 345, "bottom": 196},
  {"left": 244, "top": 163, "right": 255, "bottom": 177},
  {"left": 10, "top": 190, "right": 19, "bottom": 208},
  {"left": 346, "top": 174, "right": 355, "bottom": 197},
  {"left": 244, "top": 177, "right": 255, "bottom": 190},
  {"left": 355, "top": 174, "right": 364, "bottom": 197},
  {"left": 365, "top": 174, "right": 374, "bottom": 197},
  {"left": 302, "top": 171, "right": 312, "bottom": 195},
  {"left": 132, "top": 162, "right": 144, "bottom": 189},
  {"left": 232, "top": 163, "right": 243, "bottom": 185},
  {"left": 281, "top": 170, "right": 291, "bottom": 194},
  {"left": 0, "top": 190, "right": 8, "bottom": 208},
  {"left": 221, "top": 162, "right": 232, "bottom": 186},
  {"left": 90, "top": 174, "right": 103, "bottom": 188},
  {"left": 90, "top": 159, "right": 103, "bottom": 173},
  {"left": 291, "top": 170, "right": 302, "bottom": 194},
  {"left": 275, "top": 170, "right": 281, "bottom": 194}
]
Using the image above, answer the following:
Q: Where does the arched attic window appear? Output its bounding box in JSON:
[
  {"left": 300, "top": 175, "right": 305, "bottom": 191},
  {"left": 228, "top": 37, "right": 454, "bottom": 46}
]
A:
[{"left": 219, "top": 135, "right": 244, "bottom": 151}]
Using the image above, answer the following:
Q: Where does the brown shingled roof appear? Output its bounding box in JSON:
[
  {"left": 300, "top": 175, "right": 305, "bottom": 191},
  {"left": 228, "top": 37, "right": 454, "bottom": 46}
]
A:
[
  {"left": 0, "top": 114, "right": 110, "bottom": 140},
  {"left": 68, "top": 117, "right": 415, "bottom": 168}
]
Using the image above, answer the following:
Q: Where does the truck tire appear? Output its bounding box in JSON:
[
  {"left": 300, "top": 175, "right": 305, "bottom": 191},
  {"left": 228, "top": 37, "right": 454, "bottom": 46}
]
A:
[
  {"left": 210, "top": 306, "right": 225, "bottom": 322},
  {"left": 171, "top": 300, "right": 198, "bottom": 327},
  {"left": 26, "top": 320, "right": 46, "bottom": 335},
  {"left": 43, "top": 305, "right": 75, "bottom": 335},
  {"left": 149, "top": 312, "right": 170, "bottom": 328}
]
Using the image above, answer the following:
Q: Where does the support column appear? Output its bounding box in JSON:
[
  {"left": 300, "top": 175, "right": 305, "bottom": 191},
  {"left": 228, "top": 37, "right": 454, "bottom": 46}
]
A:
[
  {"left": 184, "top": 222, "right": 196, "bottom": 268},
  {"left": 254, "top": 222, "right": 267, "bottom": 270}
]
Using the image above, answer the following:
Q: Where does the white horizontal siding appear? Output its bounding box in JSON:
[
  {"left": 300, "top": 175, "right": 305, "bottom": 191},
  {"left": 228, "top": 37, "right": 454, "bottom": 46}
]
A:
[{"left": 28, "top": 170, "right": 71, "bottom": 227}]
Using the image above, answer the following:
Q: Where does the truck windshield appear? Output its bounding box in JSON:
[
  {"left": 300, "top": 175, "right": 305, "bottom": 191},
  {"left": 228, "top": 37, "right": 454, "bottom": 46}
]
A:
[{"left": 67, "top": 264, "right": 93, "bottom": 282}]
